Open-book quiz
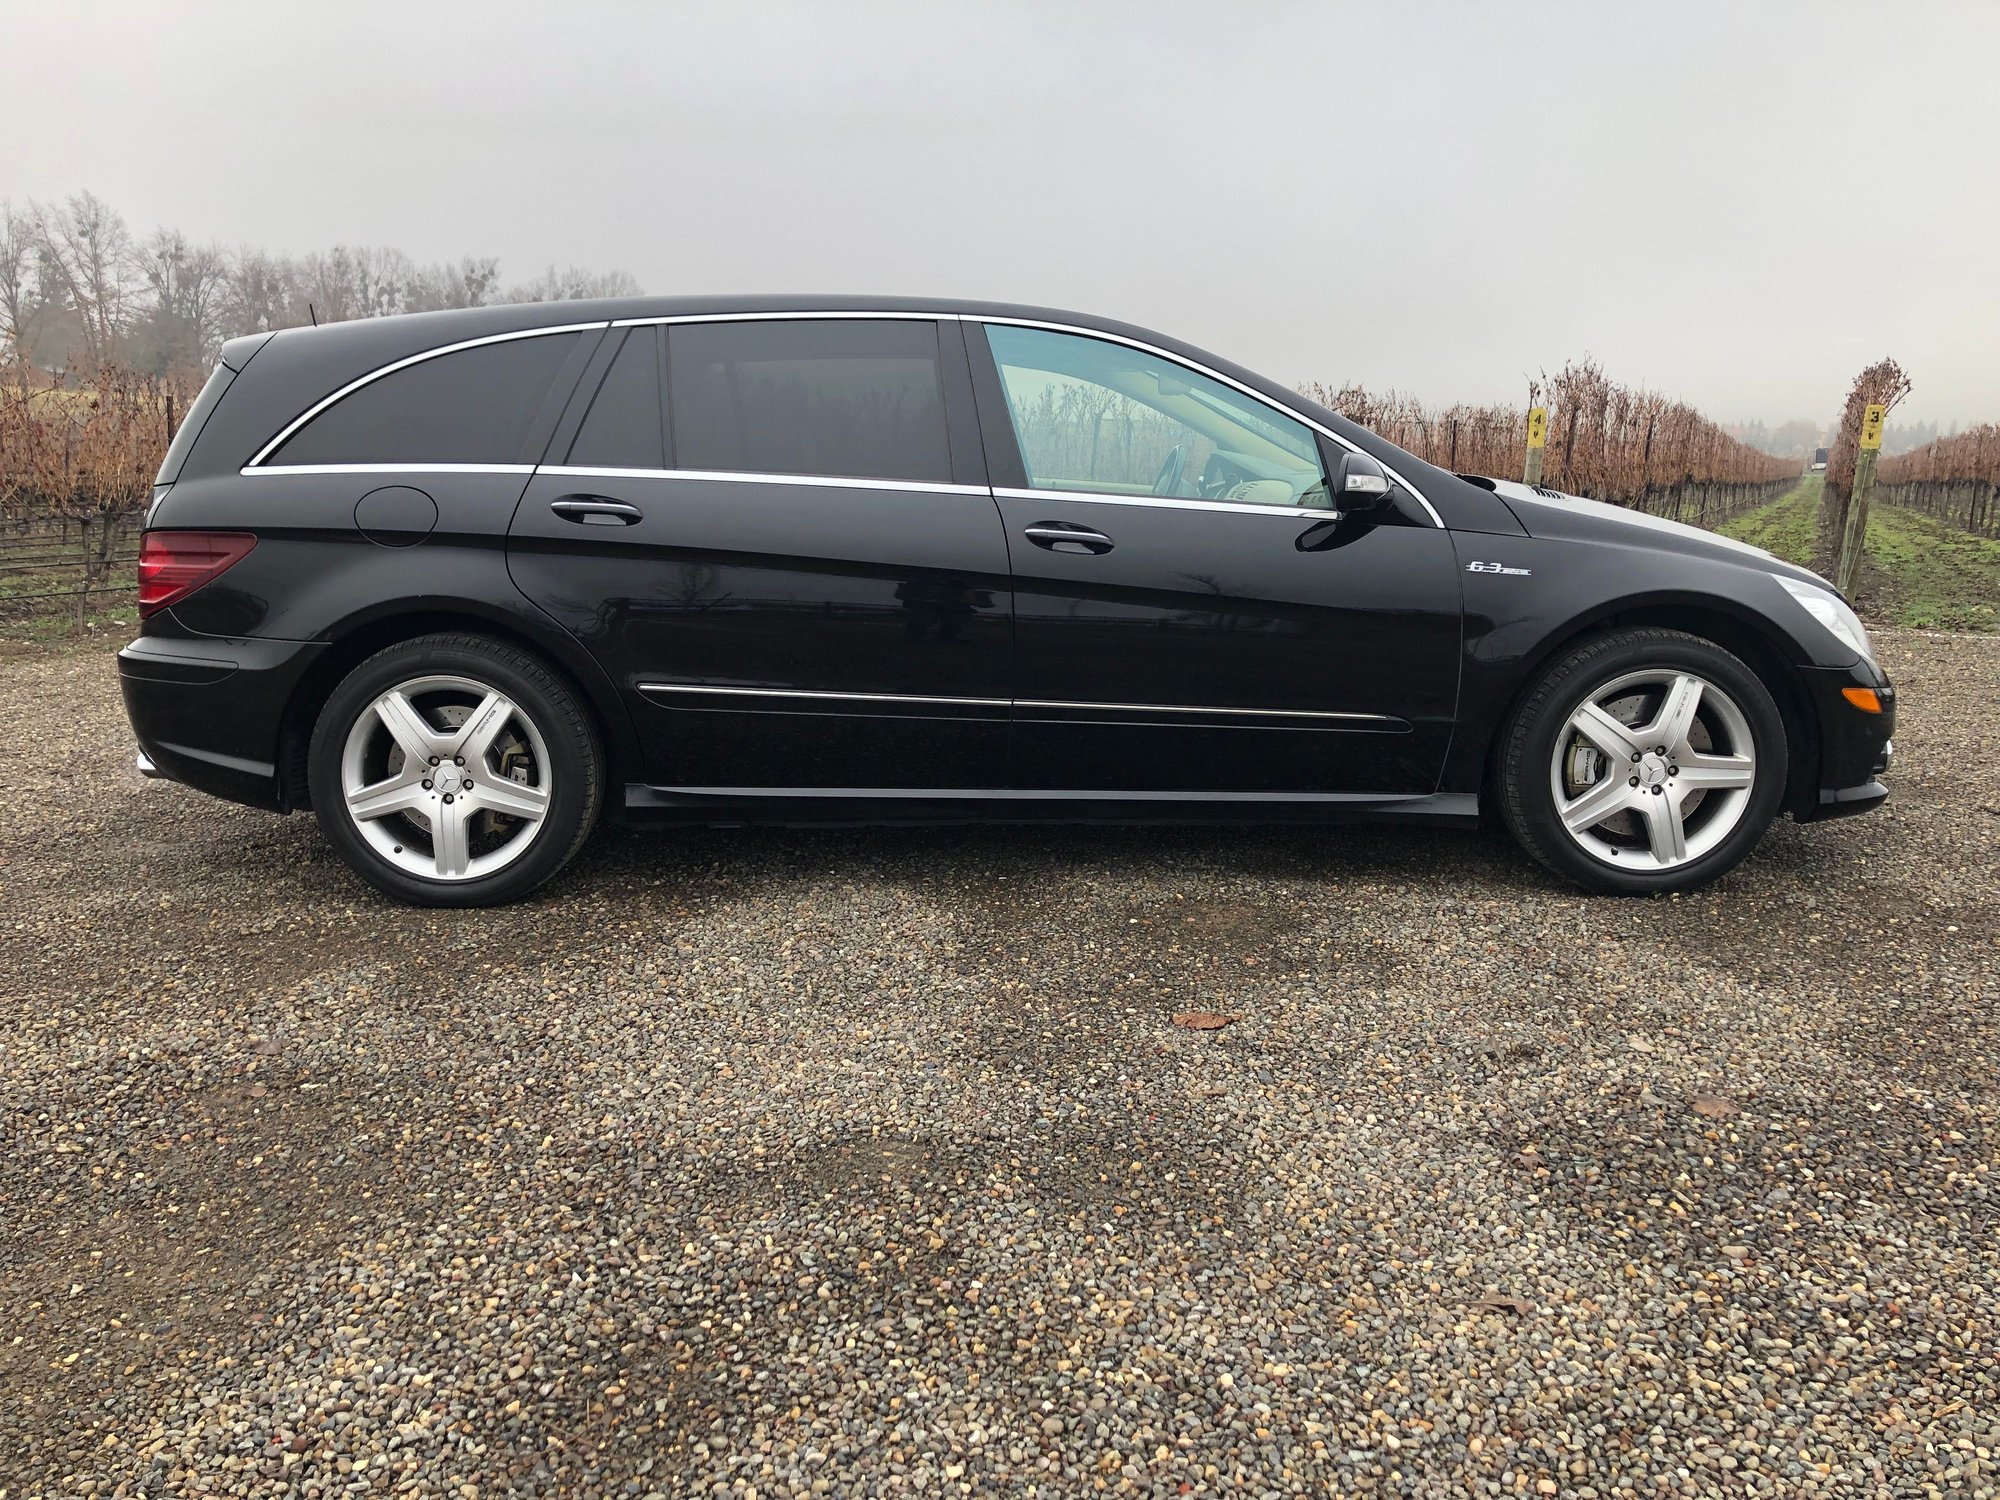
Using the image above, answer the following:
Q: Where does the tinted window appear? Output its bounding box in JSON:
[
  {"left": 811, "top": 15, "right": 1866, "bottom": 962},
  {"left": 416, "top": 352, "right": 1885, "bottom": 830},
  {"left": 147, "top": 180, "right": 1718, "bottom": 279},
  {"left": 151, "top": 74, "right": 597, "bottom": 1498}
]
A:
[
  {"left": 267, "top": 331, "right": 581, "bottom": 466},
  {"left": 568, "top": 328, "right": 663, "bottom": 469},
  {"left": 668, "top": 319, "right": 951, "bottom": 483},
  {"left": 983, "top": 324, "right": 1326, "bottom": 506},
  {"left": 157, "top": 360, "right": 236, "bottom": 483}
]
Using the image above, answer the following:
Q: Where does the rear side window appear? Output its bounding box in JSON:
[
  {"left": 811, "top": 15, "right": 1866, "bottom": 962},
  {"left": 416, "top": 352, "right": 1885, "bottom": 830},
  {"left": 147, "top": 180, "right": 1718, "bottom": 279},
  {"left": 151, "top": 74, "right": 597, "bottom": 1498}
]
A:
[
  {"left": 667, "top": 319, "right": 951, "bottom": 483},
  {"left": 567, "top": 328, "right": 663, "bottom": 470},
  {"left": 156, "top": 361, "right": 237, "bottom": 484},
  {"left": 265, "top": 331, "right": 581, "bottom": 467}
]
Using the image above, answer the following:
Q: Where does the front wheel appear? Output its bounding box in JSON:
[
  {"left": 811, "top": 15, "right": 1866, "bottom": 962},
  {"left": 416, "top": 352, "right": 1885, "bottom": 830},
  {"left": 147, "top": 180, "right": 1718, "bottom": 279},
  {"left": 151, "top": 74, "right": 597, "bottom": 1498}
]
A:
[
  {"left": 1498, "top": 629, "right": 1788, "bottom": 894},
  {"left": 307, "top": 633, "right": 604, "bottom": 906}
]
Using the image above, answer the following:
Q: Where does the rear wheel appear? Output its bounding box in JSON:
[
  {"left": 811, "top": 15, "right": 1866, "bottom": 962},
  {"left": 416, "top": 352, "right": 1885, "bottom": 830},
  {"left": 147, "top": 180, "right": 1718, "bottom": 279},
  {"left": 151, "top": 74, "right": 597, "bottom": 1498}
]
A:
[
  {"left": 1498, "top": 629, "right": 1787, "bottom": 894},
  {"left": 307, "top": 634, "right": 603, "bottom": 906}
]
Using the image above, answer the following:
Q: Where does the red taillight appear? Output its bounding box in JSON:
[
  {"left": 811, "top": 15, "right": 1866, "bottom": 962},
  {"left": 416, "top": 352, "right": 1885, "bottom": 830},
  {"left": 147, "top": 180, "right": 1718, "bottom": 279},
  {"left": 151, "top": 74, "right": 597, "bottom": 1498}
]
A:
[{"left": 137, "top": 531, "right": 257, "bottom": 619}]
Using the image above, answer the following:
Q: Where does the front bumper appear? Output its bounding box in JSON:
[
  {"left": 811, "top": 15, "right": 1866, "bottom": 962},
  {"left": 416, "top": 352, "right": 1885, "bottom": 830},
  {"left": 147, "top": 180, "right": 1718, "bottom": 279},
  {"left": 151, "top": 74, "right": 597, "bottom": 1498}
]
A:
[
  {"left": 120, "top": 630, "right": 325, "bottom": 812},
  {"left": 1791, "top": 661, "right": 1895, "bottom": 823}
]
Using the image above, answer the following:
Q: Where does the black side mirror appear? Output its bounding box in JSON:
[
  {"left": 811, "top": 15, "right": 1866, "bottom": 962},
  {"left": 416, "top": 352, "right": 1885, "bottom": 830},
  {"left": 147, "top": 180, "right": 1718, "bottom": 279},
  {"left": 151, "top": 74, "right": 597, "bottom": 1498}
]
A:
[{"left": 1333, "top": 451, "right": 1393, "bottom": 513}]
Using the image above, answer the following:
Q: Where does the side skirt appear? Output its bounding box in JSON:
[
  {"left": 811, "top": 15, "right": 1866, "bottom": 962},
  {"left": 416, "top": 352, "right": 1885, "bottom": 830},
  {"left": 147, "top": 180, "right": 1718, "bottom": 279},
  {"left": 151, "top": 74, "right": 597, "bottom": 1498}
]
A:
[{"left": 614, "top": 785, "right": 1481, "bottom": 829}]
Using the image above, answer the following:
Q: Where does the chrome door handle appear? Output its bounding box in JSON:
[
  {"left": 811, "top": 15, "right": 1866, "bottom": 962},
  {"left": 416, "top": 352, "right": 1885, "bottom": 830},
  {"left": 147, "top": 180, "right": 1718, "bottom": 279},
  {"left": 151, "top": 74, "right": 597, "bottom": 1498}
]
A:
[
  {"left": 1024, "top": 522, "right": 1114, "bottom": 555},
  {"left": 550, "top": 496, "right": 642, "bottom": 526}
]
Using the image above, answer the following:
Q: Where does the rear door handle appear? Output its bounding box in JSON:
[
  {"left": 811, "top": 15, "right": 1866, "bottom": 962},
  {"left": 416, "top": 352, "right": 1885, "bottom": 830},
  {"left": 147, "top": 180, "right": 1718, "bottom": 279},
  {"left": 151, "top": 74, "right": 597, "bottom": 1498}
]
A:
[
  {"left": 550, "top": 495, "right": 642, "bottom": 526},
  {"left": 1024, "top": 522, "right": 1115, "bottom": 555}
]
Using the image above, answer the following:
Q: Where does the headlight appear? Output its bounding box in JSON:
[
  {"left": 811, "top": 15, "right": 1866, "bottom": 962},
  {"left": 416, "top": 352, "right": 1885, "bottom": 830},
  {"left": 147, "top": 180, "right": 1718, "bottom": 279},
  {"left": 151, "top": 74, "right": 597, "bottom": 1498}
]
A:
[{"left": 1775, "top": 574, "right": 1874, "bottom": 664}]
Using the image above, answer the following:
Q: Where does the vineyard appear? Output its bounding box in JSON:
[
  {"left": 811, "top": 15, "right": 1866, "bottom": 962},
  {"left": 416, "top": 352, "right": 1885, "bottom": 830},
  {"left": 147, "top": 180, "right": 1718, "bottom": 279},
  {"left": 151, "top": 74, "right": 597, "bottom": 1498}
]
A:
[
  {"left": 1305, "top": 358, "right": 1801, "bottom": 526},
  {"left": 1876, "top": 424, "right": 2000, "bottom": 536},
  {"left": 0, "top": 363, "right": 181, "bottom": 623}
]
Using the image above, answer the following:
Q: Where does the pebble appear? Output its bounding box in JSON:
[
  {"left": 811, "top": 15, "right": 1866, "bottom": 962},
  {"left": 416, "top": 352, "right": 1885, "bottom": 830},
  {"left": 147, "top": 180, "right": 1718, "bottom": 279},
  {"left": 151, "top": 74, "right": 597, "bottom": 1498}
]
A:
[{"left": 0, "top": 631, "right": 1994, "bottom": 1497}]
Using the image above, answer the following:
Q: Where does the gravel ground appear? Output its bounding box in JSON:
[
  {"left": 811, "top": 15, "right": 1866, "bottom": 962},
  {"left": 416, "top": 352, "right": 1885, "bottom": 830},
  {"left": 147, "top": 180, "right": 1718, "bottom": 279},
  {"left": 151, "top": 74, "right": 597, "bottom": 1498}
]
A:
[{"left": 1, "top": 630, "right": 1994, "bottom": 1499}]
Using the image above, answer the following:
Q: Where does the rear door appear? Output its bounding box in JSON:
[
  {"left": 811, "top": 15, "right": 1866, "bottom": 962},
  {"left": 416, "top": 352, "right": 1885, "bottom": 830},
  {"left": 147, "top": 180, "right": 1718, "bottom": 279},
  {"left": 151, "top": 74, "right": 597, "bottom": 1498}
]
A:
[
  {"left": 506, "top": 316, "right": 1014, "bottom": 791},
  {"left": 969, "top": 320, "right": 1462, "bottom": 795}
]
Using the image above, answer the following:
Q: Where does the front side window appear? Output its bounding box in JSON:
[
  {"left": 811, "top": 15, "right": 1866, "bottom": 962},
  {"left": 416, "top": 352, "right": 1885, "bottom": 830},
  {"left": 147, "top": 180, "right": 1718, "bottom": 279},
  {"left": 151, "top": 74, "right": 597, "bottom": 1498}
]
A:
[
  {"left": 982, "top": 324, "right": 1327, "bottom": 507},
  {"left": 666, "top": 319, "right": 952, "bottom": 484},
  {"left": 265, "top": 331, "right": 581, "bottom": 467}
]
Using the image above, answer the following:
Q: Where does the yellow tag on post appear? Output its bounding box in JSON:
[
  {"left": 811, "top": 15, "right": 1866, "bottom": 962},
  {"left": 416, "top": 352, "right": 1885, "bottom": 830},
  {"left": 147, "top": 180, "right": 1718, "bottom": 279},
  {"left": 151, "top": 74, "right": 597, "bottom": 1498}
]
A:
[
  {"left": 1859, "top": 403, "right": 1886, "bottom": 451},
  {"left": 1525, "top": 407, "right": 1548, "bottom": 451}
]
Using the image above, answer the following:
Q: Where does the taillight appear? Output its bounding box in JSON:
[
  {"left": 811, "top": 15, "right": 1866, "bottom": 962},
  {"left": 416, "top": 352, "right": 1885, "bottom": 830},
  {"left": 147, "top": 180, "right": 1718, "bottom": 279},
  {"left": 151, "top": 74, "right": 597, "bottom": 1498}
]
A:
[{"left": 137, "top": 531, "right": 257, "bottom": 619}]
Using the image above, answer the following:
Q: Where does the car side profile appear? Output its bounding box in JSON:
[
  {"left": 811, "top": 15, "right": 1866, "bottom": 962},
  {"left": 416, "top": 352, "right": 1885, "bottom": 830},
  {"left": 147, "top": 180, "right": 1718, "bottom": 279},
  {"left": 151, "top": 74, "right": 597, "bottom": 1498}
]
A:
[{"left": 122, "top": 296, "right": 1895, "bottom": 905}]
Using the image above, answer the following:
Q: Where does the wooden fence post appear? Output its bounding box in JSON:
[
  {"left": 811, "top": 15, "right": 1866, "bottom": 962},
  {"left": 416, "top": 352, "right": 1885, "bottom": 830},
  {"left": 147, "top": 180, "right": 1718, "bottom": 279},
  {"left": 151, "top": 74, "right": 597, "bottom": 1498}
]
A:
[
  {"left": 1835, "top": 402, "right": 1885, "bottom": 599},
  {"left": 1523, "top": 406, "right": 1548, "bottom": 486}
]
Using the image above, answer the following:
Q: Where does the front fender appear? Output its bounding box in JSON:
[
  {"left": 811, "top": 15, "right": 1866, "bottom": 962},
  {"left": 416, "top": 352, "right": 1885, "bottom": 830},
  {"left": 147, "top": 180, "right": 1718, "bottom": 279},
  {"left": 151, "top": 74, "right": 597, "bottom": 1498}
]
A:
[{"left": 1439, "top": 531, "right": 1853, "bottom": 798}]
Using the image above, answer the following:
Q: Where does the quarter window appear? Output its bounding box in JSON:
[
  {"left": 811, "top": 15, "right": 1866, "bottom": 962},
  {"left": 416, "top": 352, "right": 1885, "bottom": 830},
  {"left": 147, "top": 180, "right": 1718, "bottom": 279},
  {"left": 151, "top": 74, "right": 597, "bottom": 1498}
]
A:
[
  {"left": 265, "top": 331, "right": 582, "bottom": 467},
  {"left": 567, "top": 328, "right": 663, "bottom": 469},
  {"left": 982, "top": 324, "right": 1327, "bottom": 507},
  {"left": 667, "top": 319, "right": 952, "bottom": 484}
]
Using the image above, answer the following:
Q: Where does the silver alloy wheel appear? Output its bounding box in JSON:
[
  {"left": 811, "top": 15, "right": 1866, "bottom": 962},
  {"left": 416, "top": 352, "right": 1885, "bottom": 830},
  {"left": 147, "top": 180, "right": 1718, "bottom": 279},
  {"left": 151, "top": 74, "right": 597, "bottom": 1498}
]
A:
[
  {"left": 1549, "top": 668, "right": 1757, "bottom": 872},
  {"left": 339, "top": 673, "right": 552, "bottom": 881}
]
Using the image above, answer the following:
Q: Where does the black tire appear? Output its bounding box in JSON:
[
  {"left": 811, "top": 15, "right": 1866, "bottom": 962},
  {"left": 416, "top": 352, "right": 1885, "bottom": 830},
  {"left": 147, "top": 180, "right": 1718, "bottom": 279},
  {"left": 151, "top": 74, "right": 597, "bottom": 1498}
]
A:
[
  {"left": 307, "top": 633, "right": 604, "bottom": 907},
  {"left": 1497, "top": 628, "right": 1788, "bottom": 895}
]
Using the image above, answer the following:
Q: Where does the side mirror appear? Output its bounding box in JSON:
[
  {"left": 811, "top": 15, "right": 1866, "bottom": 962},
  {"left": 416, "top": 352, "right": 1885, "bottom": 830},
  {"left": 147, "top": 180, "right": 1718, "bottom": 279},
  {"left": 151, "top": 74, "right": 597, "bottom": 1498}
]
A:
[{"left": 1333, "top": 451, "right": 1393, "bottom": 512}]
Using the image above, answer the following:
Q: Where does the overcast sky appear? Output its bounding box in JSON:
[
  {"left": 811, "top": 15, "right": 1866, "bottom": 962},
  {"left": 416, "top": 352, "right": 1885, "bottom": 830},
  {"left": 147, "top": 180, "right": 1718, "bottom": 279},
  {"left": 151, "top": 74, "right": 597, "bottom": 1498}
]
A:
[{"left": 6, "top": 1, "right": 1996, "bottom": 427}]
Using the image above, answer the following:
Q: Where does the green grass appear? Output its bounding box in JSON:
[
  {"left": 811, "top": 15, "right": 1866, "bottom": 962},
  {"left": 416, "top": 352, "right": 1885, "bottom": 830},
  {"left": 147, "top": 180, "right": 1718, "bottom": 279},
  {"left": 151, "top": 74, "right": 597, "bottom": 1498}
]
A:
[
  {"left": 1719, "top": 476, "right": 1821, "bottom": 569},
  {"left": 1719, "top": 474, "right": 2000, "bottom": 632},
  {"left": 1861, "top": 503, "right": 2000, "bottom": 631}
]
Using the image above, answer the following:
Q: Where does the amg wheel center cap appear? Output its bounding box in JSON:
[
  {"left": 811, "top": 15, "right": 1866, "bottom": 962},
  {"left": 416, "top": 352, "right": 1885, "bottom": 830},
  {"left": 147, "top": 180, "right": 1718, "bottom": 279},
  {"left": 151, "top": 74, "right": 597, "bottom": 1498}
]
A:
[
  {"left": 433, "top": 764, "right": 465, "bottom": 795},
  {"left": 1637, "top": 753, "right": 1669, "bottom": 788}
]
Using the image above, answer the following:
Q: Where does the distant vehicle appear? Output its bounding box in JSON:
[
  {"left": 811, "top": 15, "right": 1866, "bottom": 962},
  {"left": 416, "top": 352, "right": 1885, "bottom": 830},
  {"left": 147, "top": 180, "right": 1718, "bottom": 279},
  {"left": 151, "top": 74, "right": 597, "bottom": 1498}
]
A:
[
  {"left": 1810, "top": 447, "right": 1829, "bottom": 471},
  {"left": 123, "top": 298, "right": 1894, "bottom": 904}
]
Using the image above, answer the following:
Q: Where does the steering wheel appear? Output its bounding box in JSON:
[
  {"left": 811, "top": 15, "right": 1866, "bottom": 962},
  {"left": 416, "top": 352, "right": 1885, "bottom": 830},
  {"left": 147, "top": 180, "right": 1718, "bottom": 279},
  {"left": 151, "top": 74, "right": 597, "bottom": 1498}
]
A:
[{"left": 1151, "top": 443, "right": 1188, "bottom": 497}]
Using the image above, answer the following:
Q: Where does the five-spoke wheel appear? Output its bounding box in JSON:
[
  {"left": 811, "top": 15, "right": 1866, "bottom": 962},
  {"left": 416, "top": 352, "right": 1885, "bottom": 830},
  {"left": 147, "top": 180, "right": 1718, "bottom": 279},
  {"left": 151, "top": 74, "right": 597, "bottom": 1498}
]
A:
[
  {"left": 339, "top": 675, "right": 553, "bottom": 881},
  {"left": 1551, "top": 668, "right": 1757, "bottom": 871},
  {"left": 1500, "top": 628, "right": 1787, "bottom": 894},
  {"left": 308, "top": 635, "right": 602, "bottom": 906}
]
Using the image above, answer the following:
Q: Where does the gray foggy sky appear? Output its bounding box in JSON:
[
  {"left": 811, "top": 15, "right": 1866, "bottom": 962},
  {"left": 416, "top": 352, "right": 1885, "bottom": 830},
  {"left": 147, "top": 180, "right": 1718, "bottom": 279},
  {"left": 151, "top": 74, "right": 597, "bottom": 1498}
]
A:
[{"left": 6, "top": 1, "right": 1997, "bottom": 427}]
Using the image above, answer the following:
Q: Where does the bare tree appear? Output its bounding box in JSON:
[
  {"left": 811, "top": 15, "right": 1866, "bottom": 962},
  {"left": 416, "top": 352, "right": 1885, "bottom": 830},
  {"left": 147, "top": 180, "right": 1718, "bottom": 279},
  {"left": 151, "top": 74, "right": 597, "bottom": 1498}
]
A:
[
  {"left": 33, "top": 191, "right": 136, "bottom": 374},
  {"left": 406, "top": 255, "right": 501, "bottom": 312},
  {"left": 224, "top": 246, "right": 305, "bottom": 334},
  {"left": 0, "top": 200, "right": 40, "bottom": 358},
  {"left": 503, "top": 264, "right": 642, "bottom": 304},
  {"left": 129, "top": 228, "right": 231, "bottom": 371},
  {"left": 299, "top": 246, "right": 370, "bottom": 323},
  {"left": 7, "top": 189, "right": 645, "bottom": 372}
]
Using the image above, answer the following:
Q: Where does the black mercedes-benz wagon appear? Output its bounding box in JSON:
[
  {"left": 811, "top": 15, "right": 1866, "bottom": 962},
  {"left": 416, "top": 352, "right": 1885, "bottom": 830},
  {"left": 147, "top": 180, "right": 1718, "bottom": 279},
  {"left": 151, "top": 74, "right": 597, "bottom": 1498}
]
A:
[{"left": 124, "top": 297, "right": 1894, "bottom": 905}]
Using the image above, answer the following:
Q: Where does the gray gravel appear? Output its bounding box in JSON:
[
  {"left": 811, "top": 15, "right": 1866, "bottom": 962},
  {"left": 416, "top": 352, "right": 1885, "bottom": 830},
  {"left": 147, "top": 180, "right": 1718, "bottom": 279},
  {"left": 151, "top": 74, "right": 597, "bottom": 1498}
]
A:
[{"left": 1, "top": 629, "right": 1995, "bottom": 1498}]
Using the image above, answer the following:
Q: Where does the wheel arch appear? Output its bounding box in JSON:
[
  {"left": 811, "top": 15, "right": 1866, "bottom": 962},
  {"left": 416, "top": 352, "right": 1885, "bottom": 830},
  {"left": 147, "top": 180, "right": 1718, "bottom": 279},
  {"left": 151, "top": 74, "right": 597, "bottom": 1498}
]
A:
[
  {"left": 277, "top": 603, "right": 638, "bottom": 811},
  {"left": 1475, "top": 597, "right": 1821, "bottom": 819}
]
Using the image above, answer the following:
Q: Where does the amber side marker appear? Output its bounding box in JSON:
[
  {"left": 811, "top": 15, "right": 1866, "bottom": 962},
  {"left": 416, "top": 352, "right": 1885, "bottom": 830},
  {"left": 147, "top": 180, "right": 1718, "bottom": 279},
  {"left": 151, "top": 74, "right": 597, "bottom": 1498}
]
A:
[{"left": 1841, "top": 686, "right": 1884, "bottom": 714}]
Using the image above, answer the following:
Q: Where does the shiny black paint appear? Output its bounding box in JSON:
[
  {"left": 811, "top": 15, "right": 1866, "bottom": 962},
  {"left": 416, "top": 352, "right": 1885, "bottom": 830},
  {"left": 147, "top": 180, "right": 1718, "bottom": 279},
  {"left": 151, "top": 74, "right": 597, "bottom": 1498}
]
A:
[
  {"left": 991, "top": 495, "right": 1460, "bottom": 792},
  {"left": 127, "top": 294, "right": 1893, "bottom": 835},
  {"left": 506, "top": 469, "right": 1016, "bottom": 788}
]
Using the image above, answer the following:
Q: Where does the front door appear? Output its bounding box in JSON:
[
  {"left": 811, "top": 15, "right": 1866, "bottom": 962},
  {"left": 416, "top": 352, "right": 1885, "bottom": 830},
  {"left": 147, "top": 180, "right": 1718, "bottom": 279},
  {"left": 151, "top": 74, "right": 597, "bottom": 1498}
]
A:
[
  {"left": 969, "top": 321, "right": 1461, "bottom": 795},
  {"left": 507, "top": 317, "right": 1013, "bottom": 791}
]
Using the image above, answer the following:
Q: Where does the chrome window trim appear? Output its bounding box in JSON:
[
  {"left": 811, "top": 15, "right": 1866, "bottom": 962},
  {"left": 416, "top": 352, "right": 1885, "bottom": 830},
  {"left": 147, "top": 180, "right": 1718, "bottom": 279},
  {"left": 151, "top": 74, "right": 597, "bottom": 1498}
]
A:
[
  {"left": 612, "top": 309, "right": 953, "bottom": 327},
  {"left": 237, "top": 308, "right": 1444, "bottom": 528},
  {"left": 244, "top": 322, "right": 609, "bottom": 469},
  {"left": 238, "top": 462, "right": 536, "bottom": 477},
  {"left": 541, "top": 465, "right": 987, "bottom": 496},
  {"left": 993, "top": 484, "right": 1338, "bottom": 520},
  {"left": 640, "top": 681, "right": 1399, "bottom": 725}
]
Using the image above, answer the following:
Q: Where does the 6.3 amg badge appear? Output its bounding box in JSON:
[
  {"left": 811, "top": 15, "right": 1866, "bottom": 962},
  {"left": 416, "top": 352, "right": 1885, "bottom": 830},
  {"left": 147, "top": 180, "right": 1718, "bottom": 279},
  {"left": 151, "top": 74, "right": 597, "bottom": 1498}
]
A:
[{"left": 1466, "top": 560, "right": 1533, "bottom": 576}]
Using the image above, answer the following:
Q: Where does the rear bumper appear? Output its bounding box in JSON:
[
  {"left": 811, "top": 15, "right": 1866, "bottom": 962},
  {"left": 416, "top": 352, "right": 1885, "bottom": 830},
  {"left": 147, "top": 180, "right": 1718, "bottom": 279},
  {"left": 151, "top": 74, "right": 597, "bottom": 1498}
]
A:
[
  {"left": 119, "top": 631, "right": 325, "bottom": 812},
  {"left": 1791, "top": 661, "right": 1895, "bottom": 824}
]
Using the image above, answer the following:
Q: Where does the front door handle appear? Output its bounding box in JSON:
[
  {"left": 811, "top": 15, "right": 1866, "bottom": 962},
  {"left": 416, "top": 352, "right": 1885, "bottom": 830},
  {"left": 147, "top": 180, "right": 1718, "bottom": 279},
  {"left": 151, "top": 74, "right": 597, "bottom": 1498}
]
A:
[
  {"left": 550, "top": 495, "right": 642, "bottom": 526},
  {"left": 1024, "top": 522, "right": 1115, "bottom": 555}
]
